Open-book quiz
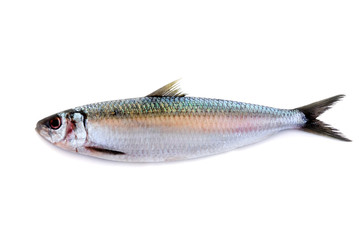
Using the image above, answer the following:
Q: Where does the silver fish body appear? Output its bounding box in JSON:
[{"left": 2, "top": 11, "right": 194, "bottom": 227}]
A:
[{"left": 36, "top": 81, "right": 350, "bottom": 162}]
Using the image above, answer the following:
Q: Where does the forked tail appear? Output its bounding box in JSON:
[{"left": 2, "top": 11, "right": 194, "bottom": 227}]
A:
[{"left": 296, "top": 95, "right": 351, "bottom": 141}]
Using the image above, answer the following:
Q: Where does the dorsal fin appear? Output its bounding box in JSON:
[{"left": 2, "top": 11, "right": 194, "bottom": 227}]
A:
[{"left": 146, "top": 79, "right": 187, "bottom": 97}]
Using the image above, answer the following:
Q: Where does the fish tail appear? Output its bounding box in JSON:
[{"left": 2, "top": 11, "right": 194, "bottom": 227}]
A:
[{"left": 295, "top": 95, "right": 351, "bottom": 142}]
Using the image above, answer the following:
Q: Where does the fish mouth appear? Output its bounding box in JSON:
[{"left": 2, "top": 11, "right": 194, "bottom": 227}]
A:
[
  {"left": 35, "top": 121, "right": 42, "bottom": 134},
  {"left": 36, "top": 118, "right": 48, "bottom": 136},
  {"left": 35, "top": 119, "right": 53, "bottom": 143}
]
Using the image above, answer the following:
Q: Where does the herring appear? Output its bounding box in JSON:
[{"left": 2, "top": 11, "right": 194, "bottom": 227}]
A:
[{"left": 36, "top": 80, "right": 350, "bottom": 162}]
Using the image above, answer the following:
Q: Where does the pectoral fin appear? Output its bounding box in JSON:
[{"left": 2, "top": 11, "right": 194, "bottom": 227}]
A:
[{"left": 85, "top": 146, "right": 125, "bottom": 155}]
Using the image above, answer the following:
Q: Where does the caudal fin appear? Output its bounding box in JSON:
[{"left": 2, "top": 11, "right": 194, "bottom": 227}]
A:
[{"left": 296, "top": 95, "right": 351, "bottom": 142}]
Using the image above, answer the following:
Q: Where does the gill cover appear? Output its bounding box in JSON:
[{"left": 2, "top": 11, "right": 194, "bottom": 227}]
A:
[{"left": 65, "top": 111, "right": 87, "bottom": 150}]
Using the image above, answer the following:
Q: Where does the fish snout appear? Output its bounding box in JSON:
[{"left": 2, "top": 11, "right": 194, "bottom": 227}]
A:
[{"left": 35, "top": 120, "right": 43, "bottom": 134}]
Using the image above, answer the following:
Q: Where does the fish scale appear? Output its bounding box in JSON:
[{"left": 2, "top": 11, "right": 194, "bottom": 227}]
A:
[{"left": 70, "top": 97, "right": 305, "bottom": 161}]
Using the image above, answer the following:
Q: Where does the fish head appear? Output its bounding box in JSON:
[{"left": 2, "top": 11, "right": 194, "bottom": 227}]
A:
[{"left": 36, "top": 110, "right": 87, "bottom": 152}]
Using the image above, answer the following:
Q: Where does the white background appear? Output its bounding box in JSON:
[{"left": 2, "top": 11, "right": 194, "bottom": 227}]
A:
[{"left": 0, "top": 1, "right": 358, "bottom": 239}]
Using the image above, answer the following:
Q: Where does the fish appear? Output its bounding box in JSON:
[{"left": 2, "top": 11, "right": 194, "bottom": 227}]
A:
[{"left": 36, "top": 80, "right": 351, "bottom": 162}]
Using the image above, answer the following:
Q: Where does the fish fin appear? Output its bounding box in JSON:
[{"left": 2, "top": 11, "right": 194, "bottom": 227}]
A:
[
  {"left": 85, "top": 146, "right": 125, "bottom": 155},
  {"left": 296, "top": 94, "right": 351, "bottom": 141},
  {"left": 146, "top": 79, "right": 187, "bottom": 97}
]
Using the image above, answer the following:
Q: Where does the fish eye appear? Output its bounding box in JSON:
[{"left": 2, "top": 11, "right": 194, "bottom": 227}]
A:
[{"left": 49, "top": 116, "right": 62, "bottom": 130}]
